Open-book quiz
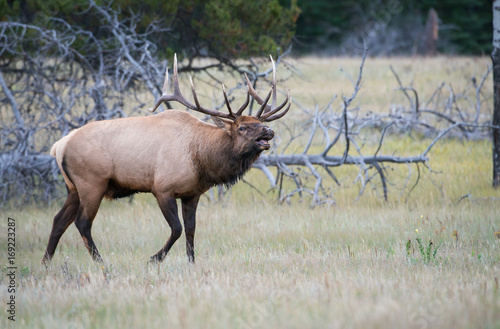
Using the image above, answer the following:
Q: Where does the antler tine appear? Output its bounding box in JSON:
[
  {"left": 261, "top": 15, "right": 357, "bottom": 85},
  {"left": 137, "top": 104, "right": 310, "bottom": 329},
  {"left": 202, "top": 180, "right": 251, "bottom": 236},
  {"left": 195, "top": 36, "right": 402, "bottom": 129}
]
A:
[
  {"left": 171, "top": 54, "right": 180, "bottom": 94},
  {"left": 189, "top": 77, "right": 236, "bottom": 119},
  {"left": 270, "top": 55, "right": 277, "bottom": 112},
  {"left": 260, "top": 89, "right": 290, "bottom": 120},
  {"left": 189, "top": 76, "right": 206, "bottom": 112},
  {"left": 235, "top": 86, "right": 250, "bottom": 116},
  {"left": 261, "top": 97, "right": 292, "bottom": 122},
  {"left": 244, "top": 73, "right": 272, "bottom": 113},
  {"left": 148, "top": 63, "right": 172, "bottom": 113},
  {"left": 221, "top": 84, "right": 234, "bottom": 117},
  {"left": 150, "top": 54, "right": 197, "bottom": 113},
  {"left": 255, "top": 88, "right": 273, "bottom": 118},
  {"left": 149, "top": 53, "right": 234, "bottom": 119},
  {"left": 163, "top": 65, "right": 169, "bottom": 94},
  {"left": 243, "top": 56, "right": 292, "bottom": 122}
]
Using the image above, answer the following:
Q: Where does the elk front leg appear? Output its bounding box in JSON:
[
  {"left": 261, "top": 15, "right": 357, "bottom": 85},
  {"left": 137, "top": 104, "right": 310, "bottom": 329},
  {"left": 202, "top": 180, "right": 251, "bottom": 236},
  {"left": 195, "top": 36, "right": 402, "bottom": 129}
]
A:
[
  {"left": 181, "top": 196, "right": 199, "bottom": 263},
  {"left": 150, "top": 195, "right": 182, "bottom": 263}
]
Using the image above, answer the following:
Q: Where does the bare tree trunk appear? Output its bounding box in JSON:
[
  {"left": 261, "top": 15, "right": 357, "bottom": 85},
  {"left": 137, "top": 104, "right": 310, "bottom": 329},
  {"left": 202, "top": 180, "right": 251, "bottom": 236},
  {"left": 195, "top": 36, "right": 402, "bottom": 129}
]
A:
[
  {"left": 492, "top": 1, "right": 500, "bottom": 187},
  {"left": 423, "top": 8, "right": 439, "bottom": 56}
]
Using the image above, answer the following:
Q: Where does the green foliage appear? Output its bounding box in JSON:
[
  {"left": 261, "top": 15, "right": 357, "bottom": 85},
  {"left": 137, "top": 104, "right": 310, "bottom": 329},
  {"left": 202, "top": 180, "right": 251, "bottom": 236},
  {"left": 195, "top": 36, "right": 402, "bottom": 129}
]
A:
[
  {"left": 194, "top": 0, "right": 298, "bottom": 58},
  {"left": 406, "top": 230, "right": 441, "bottom": 264},
  {"left": 293, "top": 1, "right": 359, "bottom": 48},
  {"left": 2, "top": 0, "right": 489, "bottom": 55},
  {"left": 1, "top": 0, "right": 299, "bottom": 59},
  {"left": 406, "top": 239, "right": 412, "bottom": 256},
  {"left": 295, "top": 0, "right": 491, "bottom": 55}
]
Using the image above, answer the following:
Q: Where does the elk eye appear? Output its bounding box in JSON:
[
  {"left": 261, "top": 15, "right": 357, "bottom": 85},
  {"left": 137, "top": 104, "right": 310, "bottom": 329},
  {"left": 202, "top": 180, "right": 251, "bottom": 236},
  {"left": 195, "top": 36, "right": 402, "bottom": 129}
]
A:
[{"left": 238, "top": 127, "right": 246, "bottom": 132}]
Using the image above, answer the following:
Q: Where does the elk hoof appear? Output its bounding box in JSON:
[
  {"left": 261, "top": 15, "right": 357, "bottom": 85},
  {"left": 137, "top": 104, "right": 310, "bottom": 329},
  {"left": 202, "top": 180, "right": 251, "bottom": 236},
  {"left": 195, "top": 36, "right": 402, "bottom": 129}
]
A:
[{"left": 148, "top": 255, "right": 162, "bottom": 265}]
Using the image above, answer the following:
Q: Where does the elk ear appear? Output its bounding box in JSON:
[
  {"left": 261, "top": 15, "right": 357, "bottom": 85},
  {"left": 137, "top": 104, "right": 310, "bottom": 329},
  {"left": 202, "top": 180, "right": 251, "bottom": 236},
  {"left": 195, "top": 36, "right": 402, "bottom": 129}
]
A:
[{"left": 211, "top": 116, "right": 233, "bottom": 133}]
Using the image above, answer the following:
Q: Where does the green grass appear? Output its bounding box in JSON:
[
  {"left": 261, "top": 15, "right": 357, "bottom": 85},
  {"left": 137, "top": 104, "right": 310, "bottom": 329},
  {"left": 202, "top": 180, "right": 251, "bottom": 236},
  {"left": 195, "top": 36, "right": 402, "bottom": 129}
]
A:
[{"left": 1, "top": 56, "right": 499, "bottom": 329}]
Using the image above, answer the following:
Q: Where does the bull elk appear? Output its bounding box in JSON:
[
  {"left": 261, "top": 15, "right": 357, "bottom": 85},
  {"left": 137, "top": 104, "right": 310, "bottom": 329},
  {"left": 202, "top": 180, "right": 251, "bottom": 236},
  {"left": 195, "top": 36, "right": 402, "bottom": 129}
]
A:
[{"left": 42, "top": 55, "right": 291, "bottom": 264}]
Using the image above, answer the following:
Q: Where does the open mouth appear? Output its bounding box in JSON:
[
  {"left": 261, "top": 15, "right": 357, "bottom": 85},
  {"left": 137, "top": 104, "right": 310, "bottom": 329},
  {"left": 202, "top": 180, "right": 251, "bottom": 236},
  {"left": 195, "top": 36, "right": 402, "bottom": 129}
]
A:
[{"left": 256, "top": 134, "right": 273, "bottom": 149}]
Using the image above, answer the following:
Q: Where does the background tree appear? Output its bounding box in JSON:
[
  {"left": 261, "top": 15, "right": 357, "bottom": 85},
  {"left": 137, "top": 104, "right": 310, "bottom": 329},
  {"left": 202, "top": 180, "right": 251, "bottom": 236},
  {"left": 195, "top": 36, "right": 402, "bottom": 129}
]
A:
[
  {"left": 492, "top": 1, "right": 500, "bottom": 187},
  {"left": 294, "top": 0, "right": 491, "bottom": 55},
  {"left": 1, "top": 0, "right": 299, "bottom": 61}
]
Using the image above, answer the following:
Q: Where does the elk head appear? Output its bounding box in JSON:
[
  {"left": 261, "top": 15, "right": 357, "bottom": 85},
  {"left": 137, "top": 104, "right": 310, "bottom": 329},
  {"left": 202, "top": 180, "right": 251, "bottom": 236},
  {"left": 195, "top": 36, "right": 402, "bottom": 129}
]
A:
[{"left": 149, "top": 54, "right": 291, "bottom": 153}]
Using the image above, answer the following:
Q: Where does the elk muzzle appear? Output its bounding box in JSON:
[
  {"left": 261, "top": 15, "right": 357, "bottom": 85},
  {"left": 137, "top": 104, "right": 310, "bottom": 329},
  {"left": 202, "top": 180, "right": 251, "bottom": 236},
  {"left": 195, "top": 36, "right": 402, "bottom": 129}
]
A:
[{"left": 256, "top": 126, "right": 274, "bottom": 150}]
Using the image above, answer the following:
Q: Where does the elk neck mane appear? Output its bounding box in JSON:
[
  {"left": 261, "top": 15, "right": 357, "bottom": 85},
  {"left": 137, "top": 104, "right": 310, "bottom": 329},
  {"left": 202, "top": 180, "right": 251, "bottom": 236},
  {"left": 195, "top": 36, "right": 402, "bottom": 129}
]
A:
[{"left": 190, "top": 126, "right": 262, "bottom": 190}]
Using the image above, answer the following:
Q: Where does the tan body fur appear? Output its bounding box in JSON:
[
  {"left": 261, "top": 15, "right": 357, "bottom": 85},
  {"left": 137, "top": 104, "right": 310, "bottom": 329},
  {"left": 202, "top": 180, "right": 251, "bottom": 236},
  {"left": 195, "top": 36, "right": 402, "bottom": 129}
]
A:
[{"left": 56, "top": 111, "right": 216, "bottom": 198}]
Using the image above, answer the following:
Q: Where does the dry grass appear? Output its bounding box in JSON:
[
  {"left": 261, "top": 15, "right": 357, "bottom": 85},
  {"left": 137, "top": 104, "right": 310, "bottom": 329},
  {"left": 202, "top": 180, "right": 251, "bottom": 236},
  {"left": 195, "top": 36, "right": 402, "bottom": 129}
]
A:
[
  {"left": 286, "top": 55, "right": 492, "bottom": 110},
  {"left": 1, "top": 56, "right": 499, "bottom": 329}
]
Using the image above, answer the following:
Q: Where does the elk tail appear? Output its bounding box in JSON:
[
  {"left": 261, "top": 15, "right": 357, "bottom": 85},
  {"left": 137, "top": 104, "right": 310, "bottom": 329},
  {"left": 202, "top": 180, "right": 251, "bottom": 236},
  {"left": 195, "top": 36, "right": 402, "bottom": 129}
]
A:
[{"left": 51, "top": 131, "right": 78, "bottom": 191}]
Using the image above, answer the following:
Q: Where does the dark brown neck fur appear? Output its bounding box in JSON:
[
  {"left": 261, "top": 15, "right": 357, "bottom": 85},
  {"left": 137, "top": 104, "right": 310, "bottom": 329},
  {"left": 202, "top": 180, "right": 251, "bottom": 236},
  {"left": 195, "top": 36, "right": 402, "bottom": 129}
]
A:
[{"left": 191, "top": 130, "right": 262, "bottom": 191}]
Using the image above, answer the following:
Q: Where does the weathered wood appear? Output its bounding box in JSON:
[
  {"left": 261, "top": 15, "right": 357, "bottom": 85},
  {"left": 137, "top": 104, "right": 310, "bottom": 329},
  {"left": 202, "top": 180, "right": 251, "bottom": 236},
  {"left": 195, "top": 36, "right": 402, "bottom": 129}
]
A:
[
  {"left": 423, "top": 8, "right": 439, "bottom": 56},
  {"left": 492, "top": 1, "right": 500, "bottom": 187}
]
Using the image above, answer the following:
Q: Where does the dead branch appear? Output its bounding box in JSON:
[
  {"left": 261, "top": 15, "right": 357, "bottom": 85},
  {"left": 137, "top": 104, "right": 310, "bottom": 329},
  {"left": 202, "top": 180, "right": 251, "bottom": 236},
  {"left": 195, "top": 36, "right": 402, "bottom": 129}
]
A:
[
  {"left": 0, "top": 8, "right": 494, "bottom": 207},
  {"left": 250, "top": 50, "right": 494, "bottom": 206}
]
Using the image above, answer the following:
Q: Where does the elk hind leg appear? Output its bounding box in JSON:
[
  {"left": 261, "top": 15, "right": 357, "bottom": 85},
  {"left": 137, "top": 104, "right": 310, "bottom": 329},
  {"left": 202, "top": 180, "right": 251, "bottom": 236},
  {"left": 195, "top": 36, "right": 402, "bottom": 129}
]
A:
[
  {"left": 42, "top": 189, "right": 80, "bottom": 264},
  {"left": 74, "top": 188, "right": 106, "bottom": 262},
  {"left": 150, "top": 196, "right": 182, "bottom": 263}
]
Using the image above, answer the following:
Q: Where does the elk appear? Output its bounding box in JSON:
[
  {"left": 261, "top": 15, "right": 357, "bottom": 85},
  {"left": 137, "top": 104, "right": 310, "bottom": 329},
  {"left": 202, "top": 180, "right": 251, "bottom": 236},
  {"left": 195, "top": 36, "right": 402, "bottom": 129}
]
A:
[{"left": 42, "top": 55, "right": 291, "bottom": 264}]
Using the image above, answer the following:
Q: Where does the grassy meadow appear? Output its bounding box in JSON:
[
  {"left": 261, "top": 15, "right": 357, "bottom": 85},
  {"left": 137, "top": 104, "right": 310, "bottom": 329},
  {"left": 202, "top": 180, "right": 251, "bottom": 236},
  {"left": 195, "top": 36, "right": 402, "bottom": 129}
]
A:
[{"left": 1, "top": 56, "right": 500, "bottom": 329}]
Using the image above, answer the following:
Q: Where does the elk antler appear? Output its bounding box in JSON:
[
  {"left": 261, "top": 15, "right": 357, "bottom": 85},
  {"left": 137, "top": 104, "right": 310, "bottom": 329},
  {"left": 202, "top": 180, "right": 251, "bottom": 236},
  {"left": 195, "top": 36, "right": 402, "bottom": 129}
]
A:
[
  {"left": 149, "top": 54, "right": 291, "bottom": 122},
  {"left": 149, "top": 54, "right": 238, "bottom": 120},
  {"left": 244, "top": 55, "right": 291, "bottom": 122}
]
